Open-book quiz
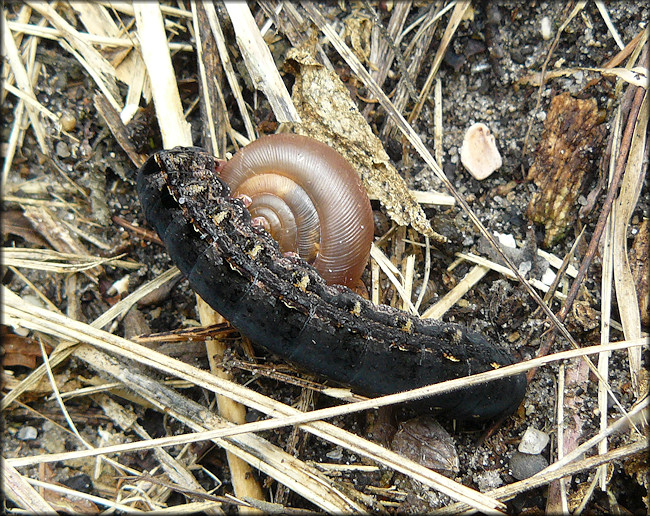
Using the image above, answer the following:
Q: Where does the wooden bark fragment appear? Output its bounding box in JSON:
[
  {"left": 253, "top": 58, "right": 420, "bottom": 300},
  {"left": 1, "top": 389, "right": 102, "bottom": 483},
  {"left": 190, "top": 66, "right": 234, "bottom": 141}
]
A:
[
  {"left": 527, "top": 93, "right": 606, "bottom": 247},
  {"left": 286, "top": 48, "right": 438, "bottom": 239}
]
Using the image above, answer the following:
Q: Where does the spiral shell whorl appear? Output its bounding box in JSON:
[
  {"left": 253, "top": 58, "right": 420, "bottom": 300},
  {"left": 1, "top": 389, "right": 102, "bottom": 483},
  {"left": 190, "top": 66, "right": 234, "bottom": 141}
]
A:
[{"left": 220, "top": 134, "right": 373, "bottom": 287}]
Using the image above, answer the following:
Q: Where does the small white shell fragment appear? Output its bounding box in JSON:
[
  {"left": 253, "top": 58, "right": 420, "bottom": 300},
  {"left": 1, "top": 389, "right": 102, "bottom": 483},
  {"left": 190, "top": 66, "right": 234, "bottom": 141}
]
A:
[
  {"left": 494, "top": 232, "right": 517, "bottom": 249},
  {"left": 541, "top": 267, "right": 557, "bottom": 286},
  {"left": 518, "top": 426, "right": 550, "bottom": 454},
  {"left": 540, "top": 16, "right": 553, "bottom": 41},
  {"left": 107, "top": 275, "right": 130, "bottom": 296},
  {"left": 460, "top": 123, "right": 503, "bottom": 180}
]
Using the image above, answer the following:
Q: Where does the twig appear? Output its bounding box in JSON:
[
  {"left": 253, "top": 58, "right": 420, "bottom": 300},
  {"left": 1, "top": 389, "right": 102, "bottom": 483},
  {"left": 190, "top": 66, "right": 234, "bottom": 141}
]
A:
[
  {"left": 112, "top": 215, "right": 163, "bottom": 245},
  {"left": 422, "top": 265, "right": 490, "bottom": 320},
  {"left": 94, "top": 93, "right": 148, "bottom": 168}
]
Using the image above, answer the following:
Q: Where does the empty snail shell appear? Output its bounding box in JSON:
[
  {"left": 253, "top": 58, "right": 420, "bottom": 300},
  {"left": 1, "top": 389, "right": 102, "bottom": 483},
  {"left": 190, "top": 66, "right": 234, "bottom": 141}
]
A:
[{"left": 220, "top": 134, "right": 373, "bottom": 287}]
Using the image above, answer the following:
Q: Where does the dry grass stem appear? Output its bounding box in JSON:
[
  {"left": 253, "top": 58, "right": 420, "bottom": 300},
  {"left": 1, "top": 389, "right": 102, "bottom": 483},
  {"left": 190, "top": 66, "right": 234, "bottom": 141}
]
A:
[
  {"left": 367, "top": 188, "right": 455, "bottom": 206},
  {"left": 595, "top": 0, "right": 626, "bottom": 50},
  {"left": 455, "top": 252, "right": 565, "bottom": 299},
  {"left": 422, "top": 265, "right": 490, "bottom": 320},
  {"left": 223, "top": 2, "right": 299, "bottom": 123},
  {"left": 597, "top": 105, "right": 625, "bottom": 490},
  {"left": 613, "top": 90, "right": 648, "bottom": 392},
  {"left": 3, "top": 3, "right": 647, "bottom": 513},
  {"left": 202, "top": 1, "right": 255, "bottom": 142},
  {"left": 26, "top": 1, "right": 122, "bottom": 112},
  {"left": 2, "top": 461, "right": 58, "bottom": 515},
  {"left": 28, "top": 477, "right": 146, "bottom": 513},
  {"left": 2, "top": 10, "right": 48, "bottom": 152},
  {"left": 6, "top": 20, "right": 193, "bottom": 51},
  {"left": 407, "top": 0, "right": 471, "bottom": 126},
  {"left": 2, "top": 247, "right": 138, "bottom": 272},
  {"left": 370, "top": 244, "right": 418, "bottom": 314},
  {"left": 4, "top": 287, "right": 646, "bottom": 465},
  {"left": 133, "top": 3, "right": 191, "bottom": 147}
]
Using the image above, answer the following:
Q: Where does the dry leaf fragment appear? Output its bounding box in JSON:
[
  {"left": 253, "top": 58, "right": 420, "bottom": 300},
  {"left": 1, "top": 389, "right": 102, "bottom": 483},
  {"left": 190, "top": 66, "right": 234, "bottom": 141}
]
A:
[
  {"left": 1, "top": 325, "right": 52, "bottom": 369},
  {"left": 527, "top": 93, "right": 605, "bottom": 247},
  {"left": 629, "top": 218, "right": 649, "bottom": 328},
  {"left": 390, "top": 416, "right": 459, "bottom": 475},
  {"left": 343, "top": 11, "right": 372, "bottom": 64},
  {"left": 43, "top": 486, "right": 99, "bottom": 514},
  {"left": 460, "top": 123, "right": 503, "bottom": 180},
  {"left": 286, "top": 48, "right": 440, "bottom": 240},
  {"left": 1, "top": 209, "right": 49, "bottom": 247}
]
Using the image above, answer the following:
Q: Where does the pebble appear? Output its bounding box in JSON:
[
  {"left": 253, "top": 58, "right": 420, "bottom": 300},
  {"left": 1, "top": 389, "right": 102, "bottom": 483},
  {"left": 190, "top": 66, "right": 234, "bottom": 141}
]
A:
[
  {"left": 56, "top": 141, "right": 70, "bottom": 158},
  {"left": 540, "top": 16, "right": 553, "bottom": 40},
  {"left": 106, "top": 275, "right": 130, "bottom": 296},
  {"left": 17, "top": 426, "right": 38, "bottom": 440},
  {"left": 495, "top": 232, "right": 517, "bottom": 248},
  {"left": 59, "top": 112, "right": 77, "bottom": 132},
  {"left": 518, "top": 260, "right": 532, "bottom": 277},
  {"left": 326, "top": 447, "right": 343, "bottom": 460},
  {"left": 510, "top": 451, "right": 549, "bottom": 480},
  {"left": 519, "top": 426, "right": 550, "bottom": 454},
  {"left": 62, "top": 473, "right": 93, "bottom": 494}
]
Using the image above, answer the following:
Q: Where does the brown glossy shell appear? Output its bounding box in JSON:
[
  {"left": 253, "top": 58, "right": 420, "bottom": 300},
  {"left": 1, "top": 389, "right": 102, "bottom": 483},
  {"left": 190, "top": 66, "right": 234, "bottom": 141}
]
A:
[{"left": 220, "top": 134, "right": 373, "bottom": 287}]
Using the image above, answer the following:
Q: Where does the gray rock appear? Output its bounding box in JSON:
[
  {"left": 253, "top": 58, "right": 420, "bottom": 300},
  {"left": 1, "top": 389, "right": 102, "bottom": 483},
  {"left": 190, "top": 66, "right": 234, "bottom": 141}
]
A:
[
  {"left": 17, "top": 425, "right": 38, "bottom": 440},
  {"left": 56, "top": 141, "right": 70, "bottom": 158},
  {"left": 510, "top": 451, "right": 548, "bottom": 480}
]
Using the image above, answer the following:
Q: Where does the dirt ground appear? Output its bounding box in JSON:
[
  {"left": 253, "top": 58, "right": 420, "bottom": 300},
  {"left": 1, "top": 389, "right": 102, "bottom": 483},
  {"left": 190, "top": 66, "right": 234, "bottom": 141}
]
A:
[{"left": 2, "top": 2, "right": 648, "bottom": 514}]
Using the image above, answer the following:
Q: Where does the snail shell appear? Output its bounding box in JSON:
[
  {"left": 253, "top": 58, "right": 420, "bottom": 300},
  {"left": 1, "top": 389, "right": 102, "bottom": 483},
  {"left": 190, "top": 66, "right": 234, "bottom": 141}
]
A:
[{"left": 220, "top": 134, "right": 373, "bottom": 287}]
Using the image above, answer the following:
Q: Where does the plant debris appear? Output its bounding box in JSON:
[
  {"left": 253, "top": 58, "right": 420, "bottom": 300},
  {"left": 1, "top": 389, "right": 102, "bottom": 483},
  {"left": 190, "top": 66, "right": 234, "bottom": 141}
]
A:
[
  {"left": 2, "top": 2, "right": 648, "bottom": 514},
  {"left": 527, "top": 92, "right": 606, "bottom": 247}
]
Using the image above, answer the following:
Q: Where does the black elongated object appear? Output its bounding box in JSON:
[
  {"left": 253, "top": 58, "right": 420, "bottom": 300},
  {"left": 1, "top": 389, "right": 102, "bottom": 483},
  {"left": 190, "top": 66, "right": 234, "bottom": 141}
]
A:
[{"left": 137, "top": 147, "right": 527, "bottom": 420}]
